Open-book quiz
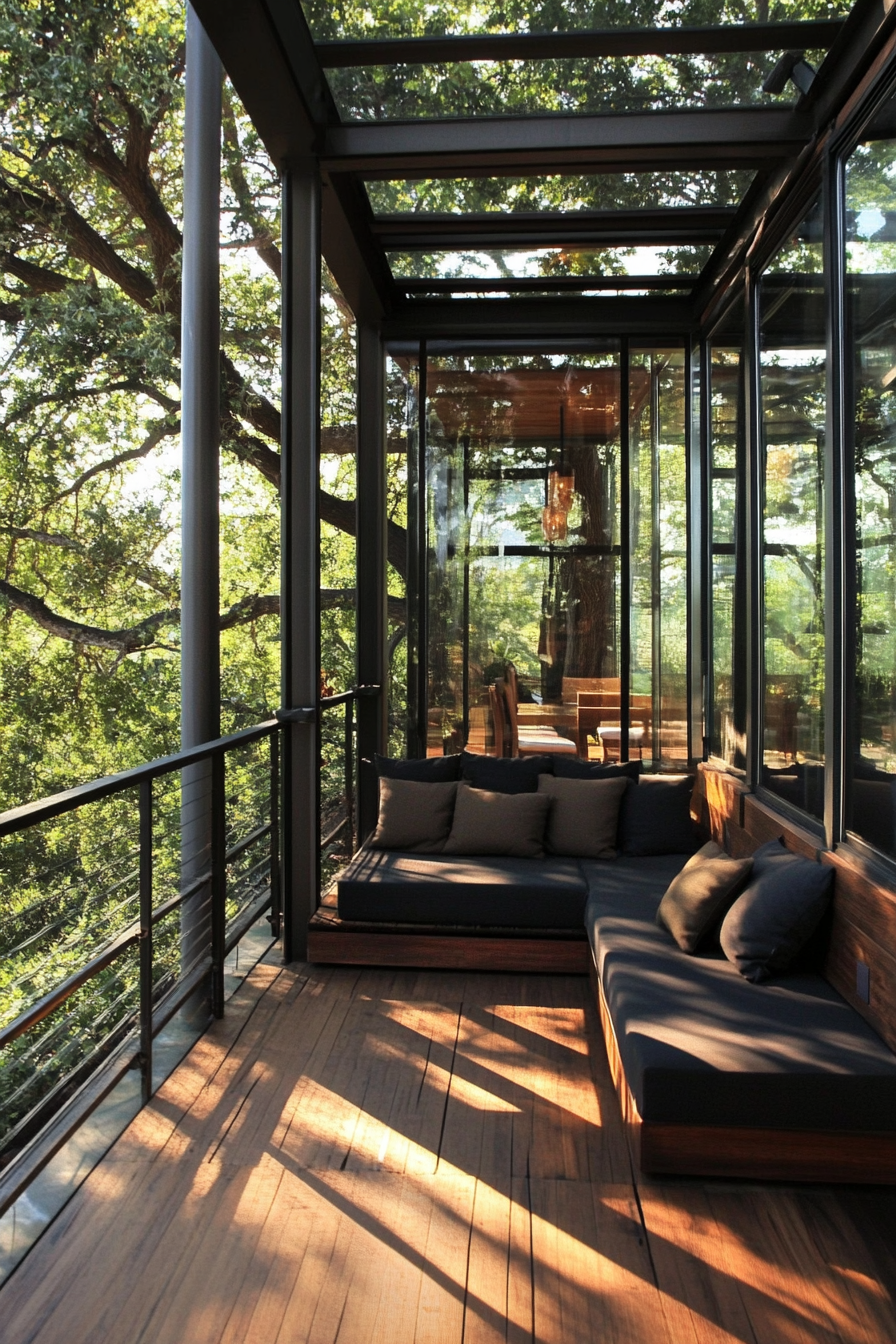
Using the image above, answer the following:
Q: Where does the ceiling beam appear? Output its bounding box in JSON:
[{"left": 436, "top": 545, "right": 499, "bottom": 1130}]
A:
[
  {"left": 382, "top": 295, "right": 694, "bottom": 340},
  {"left": 322, "top": 108, "right": 810, "bottom": 178},
  {"left": 373, "top": 207, "right": 736, "bottom": 249},
  {"left": 315, "top": 20, "right": 844, "bottom": 68}
]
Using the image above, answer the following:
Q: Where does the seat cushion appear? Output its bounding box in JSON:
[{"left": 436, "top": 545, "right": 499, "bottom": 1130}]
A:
[
  {"left": 337, "top": 850, "right": 588, "bottom": 928},
  {"left": 587, "top": 884, "right": 896, "bottom": 1132}
]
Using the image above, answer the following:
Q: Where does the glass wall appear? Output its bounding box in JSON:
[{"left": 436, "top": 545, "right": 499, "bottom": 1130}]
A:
[
  {"left": 630, "top": 348, "right": 689, "bottom": 767},
  {"left": 708, "top": 305, "right": 746, "bottom": 769},
  {"left": 422, "top": 349, "right": 622, "bottom": 758},
  {"left": 845, "top": 97, "right": 896, "bottom": 859},
  {"left": 759, "top": 197, "right": 826, "bottom": 821}
]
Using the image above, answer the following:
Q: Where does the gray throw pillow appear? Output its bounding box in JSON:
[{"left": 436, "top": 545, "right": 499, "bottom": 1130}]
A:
[
  {"left": 374, "top": 752, "right": 462, "bottom": 782},
  {"left": 719, "top": 852, "right": 834, "bottom": 982},
  {"left": 443, "top": 782, "right": 551, "bottom": 858},
  {"left": 537, "top": 775, "right": 629, "bottom": 858},
  {"left": 656, "top": 841, "right": 754, "bottom": 952},
  {"left": 368, "top": 778, "right": 458, "bottom": 853}
]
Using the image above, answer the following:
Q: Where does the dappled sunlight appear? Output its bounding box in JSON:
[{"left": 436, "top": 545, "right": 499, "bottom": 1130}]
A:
[{"left": 490, "top": 1004, "right": 591, "bottom": 1055}]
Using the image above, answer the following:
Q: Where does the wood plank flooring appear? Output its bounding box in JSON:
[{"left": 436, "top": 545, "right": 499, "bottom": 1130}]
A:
[{"left": 3, "top": 957, "right": 896, "bottom": 1343}]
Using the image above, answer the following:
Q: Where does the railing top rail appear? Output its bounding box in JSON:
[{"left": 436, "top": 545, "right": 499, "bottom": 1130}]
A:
[{"left": 0, "top": 718, "right": 281, "bottom": 839}]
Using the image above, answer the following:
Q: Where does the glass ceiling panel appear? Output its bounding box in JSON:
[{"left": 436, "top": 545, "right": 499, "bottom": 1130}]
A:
[
  {"left": 300, "top": 1, "right": 846, "bottom": 42},
  {"left": 367, "top": 171, "right": 754, "bottom": 214},
  {"left": 324, "top": 51, "right": 826, "bottom": 120},
  {"left": 387, "top": 245, "right": 713, "bottom": 280}
]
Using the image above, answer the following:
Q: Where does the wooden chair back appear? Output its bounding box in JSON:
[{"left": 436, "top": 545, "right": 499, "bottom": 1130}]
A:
[{"left": 488, "top": 681, "right": 510, "bottom": 757}]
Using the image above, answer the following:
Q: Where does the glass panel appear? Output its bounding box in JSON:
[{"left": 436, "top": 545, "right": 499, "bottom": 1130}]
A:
[
  {"left": 324, "top": 52, "right": 821, "bottom": 121},
  {"left": 630, "top": 347, "right": 689, "bottom": 768},
  {"left": 386, "top": 355, "right": 414, "bottom": 755},
  {"left": 845, "top": 99, "right": 896, "bottom": 858},
  {"left": 709, "top": 313, "right": 746, "bottom": 768},
  {"left": 759, "top": 196, "right": 825, "bottom": 820},
  {"left": 368, "top": 172, "right": 755, "bottom": 215},
  {"left": 424, "top": 351, "right": 622, "bottom": 759},
  {"left": 302, "top": 1, "right": 846, "bottom": 40},
  {"left": 389, "top": 246, "right": 712, "bottom": 282}
]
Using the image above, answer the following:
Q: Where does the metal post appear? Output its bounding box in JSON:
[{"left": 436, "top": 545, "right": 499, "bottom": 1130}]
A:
[
  {"left": 744, "top": 271, "right": 764, "bottom": 790},
  {"left": 281, "top": 162, "right": 321, "bottom": 962},
  {"left": 210, "top": 752, "right": 226, "bottom": 1018},
  {"left": 687, "top": 339, "right": 706, "bottom": 766},
  {"left": 356, "top": 323, "right": 387, "bottom": 839},
  {"left": 138, "top": 779, "right": 153, "bottom": 1106},
  {"left": 180, "top": 5, "right": 220, "bottom": 1003},
  {"left": 345, "top": 698, "right": 355, "bottom": 855},
  {"left": 650, "top": 355, "right": 662, "bottom": 766},
  {"left": 620, "top": 339, "right": 631, "bottom": 761}
]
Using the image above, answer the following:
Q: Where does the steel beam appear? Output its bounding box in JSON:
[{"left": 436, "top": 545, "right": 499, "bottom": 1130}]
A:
[
  {"left": 323, "top": 109, "right": 809, "bottom": 179},
  {"left": 398, "top": 276, "right": 692, "bottom": 294},
  {"left": 372, "top": 207, "right": 736, "bottom": 249},
  {"left": 355, "top": 325, "right": 388, "bottom": 840},
  {"left": 316, "top": 21, "right": 845, "bottom": 67},
  {"left": 383, "top": 295, "right": 694, "bottom": 341},
  {"left": 180, "top": 6, "right": 221, "bottom": 1000},
  {"left": 281, "top": 162, "right": 321, "bottom": 963}
]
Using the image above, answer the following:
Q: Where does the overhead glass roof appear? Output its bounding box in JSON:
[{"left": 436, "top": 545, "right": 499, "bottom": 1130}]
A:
[
  {"left": 324, "top": 51, "right": 824, "bottom": 121},
  {"left": 300, "top": 1, "right": 847, "bottom": 43},
  {"left": 366, "top": 171, "right": 756, "bottom": 214},
  {"left": 387, "top": 244, "right": 713, "bottom": 280}
]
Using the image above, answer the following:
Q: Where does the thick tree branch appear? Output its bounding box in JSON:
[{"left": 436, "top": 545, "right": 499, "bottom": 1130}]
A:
[
  {"left": 52, "top": 419, "right": 179, "bottom": 500},
  {"left": 0, "top": 583, "right": 406, "bottom": 652},
  {"left": 2, "top": 251, "right": 71, "bottom": 294},
  {"left": 1, "top": 526, "right": 80, "bottom": 549}
]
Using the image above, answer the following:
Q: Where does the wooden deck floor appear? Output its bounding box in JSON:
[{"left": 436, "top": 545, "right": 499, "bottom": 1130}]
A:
[{"left": 4, "top": 958, "right": 896, "bottom": 1344}]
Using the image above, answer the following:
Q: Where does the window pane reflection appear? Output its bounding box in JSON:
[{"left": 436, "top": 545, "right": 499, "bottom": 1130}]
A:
[
  {"left": 710, "top": 323, "right": 746, "bottom": 769},
  {"left": 846, "top": 107, "right": 896, "bottom": 858},
  {"left": 759, "top": 198, "right": 826, "bottom": 820}
]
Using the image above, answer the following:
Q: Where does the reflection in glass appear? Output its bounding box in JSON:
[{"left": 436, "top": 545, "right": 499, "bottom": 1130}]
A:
[
  {"left": 423, "top": 351, "right": 623, "bottom": 759},
  {"left": 710, "top": 322, "right": 746, "bottom": 768},
  {"left": 845, "top": 102, "right": 896, "bottom": 857},
  {"left": 630, "top": 349, "right": 689, "bottom": 768},
  {"left": 759, "top": 198, "right": 826, "bottom": 820},
  {"left": 366, "top": 172, "right": 755, "bottom": 216}
]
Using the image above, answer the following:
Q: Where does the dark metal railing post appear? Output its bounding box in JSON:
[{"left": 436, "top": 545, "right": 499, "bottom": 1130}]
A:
[
  {"left": 138, "top": 779, "right": 154, "bottom": 1106},
  {"left": 210, "top": 752, "right": 227, "bottom": 1018},
  {"left": 344, "top": 696, "right": 355, "bottom": 856},
  {"left": 269, "top": 733, "right": 281, "bottom": 939}
]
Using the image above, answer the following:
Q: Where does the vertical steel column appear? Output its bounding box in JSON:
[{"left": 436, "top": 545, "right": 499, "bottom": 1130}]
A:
[
  {"left": 744, "top": 272, "right": 764, "bottom": 790},
  {"left": 416, "top": 344, "right": 429, "bottom": 756},
  {"left": 356, "top": 323, "right": 387, "bottom": 839},
  {"left": 824, "top": 149, "right": 849, "bottom": 849},
  {"left": 281, "top": 162, "right": 321, "bottom": 962},
  {"left": 210, "top": 752, "right": 226, "bottom": 1018},
  {"left": 619, "top": 340, "right": 631, "bottom": 761},
  {"left": 180, "top": 5, "right": 220, "bottom": 998},
  {"left": 138, "top": 779, "right": 153, "bottom": 1106},
  {"left": 650, "top": 356, "right": 662, "bottom": 765},
  {"left": 268, "top": 733, "right": 281, "bottom": 939},
  {"left": 687, "top": 339, "right": 707, "bottom": 765}
]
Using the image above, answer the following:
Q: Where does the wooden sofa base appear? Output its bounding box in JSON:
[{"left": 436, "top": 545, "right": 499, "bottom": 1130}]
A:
[
  {"left": 308, "top": 896, "right": 590, "bottom": 972},
  {"left": 589, "top": 960, "right": 896, "bottom": 1184}
]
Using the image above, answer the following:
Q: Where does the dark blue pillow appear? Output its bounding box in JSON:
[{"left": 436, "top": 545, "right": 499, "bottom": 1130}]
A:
[
  {"left": 553, "top": 758, "right": 642, "bottom": 783},
  {"left": 618, "top": 775, "right": 699, "bottom": 856},
  {"left": 461, "top": 752, "right": 554, "bottom": 794},
  {"left": 720, "top": 853, "right": 833, "bottom": 983},
  {"left": 374, "top": 752, "right": 462, "bottom": 782}
]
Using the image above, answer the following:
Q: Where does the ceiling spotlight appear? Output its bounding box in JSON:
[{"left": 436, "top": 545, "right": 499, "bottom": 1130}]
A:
[{"left": 762, "top": 50, "right": 817, "bottom": 98}]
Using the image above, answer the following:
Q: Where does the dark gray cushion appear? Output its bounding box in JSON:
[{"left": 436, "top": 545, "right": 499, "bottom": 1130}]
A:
[
  {"left": 375, "top": 752, "right": 462, "bottom": 782},
  {"left": 720, "top": 851, "right": 834, "bottom": 983},
  {"left": 586, "top": 885, "right": 896, "bottom": 1131},
  {"left": 461, "top": 751, "right": 553, "bottom": 794},
  {"left": 337, "top": 850, "right": 588, "bottom": 928},
  {"left": 618, "top": 774, "right": 699, "bottom": 856},
  {"left": 443, "top": 782, "right": 550, "bottom": 857},
  {"left": 368, "top": 778, "right": 457, "bottom": 853},
  {"left": 655, "top": 841, "right": 753, "bottom": 952},
  {"left": 537, "top": 775, "right": 628, "bottom": 858},
  {"left": 553, "top": 758, "right": 642, "bottom": 783}
]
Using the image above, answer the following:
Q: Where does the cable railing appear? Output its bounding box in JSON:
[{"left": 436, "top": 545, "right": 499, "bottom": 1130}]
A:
[{"left": 0, "top": 683, "right": 379, "bottom": 1218}]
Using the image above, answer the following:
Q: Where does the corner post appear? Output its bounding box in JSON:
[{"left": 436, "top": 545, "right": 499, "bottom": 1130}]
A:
[{"left": 281, "top": 162, "right": 321, "bottom": 962}]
